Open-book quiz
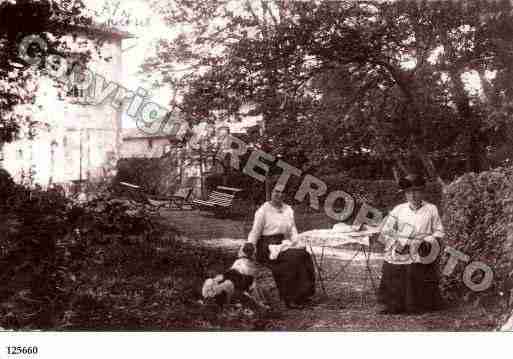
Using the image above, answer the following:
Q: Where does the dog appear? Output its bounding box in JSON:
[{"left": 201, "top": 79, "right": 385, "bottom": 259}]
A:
[{"left": 202, "top": 242, "right": 269, "bottom": 309}]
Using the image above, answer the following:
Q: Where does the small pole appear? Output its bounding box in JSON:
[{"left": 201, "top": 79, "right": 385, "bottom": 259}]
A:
[{"left": 79, "top": 129, "right": 83, "bottom": 184}]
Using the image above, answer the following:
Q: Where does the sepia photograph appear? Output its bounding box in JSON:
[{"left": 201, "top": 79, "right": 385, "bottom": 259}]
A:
[{"left": 1, "top": 0, "right": 513, "bottom": 337}]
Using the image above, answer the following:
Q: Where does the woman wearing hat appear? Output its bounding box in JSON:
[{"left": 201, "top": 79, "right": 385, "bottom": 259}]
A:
[{"left": 378, "top": 174, "right": 445, "bottom": 314}]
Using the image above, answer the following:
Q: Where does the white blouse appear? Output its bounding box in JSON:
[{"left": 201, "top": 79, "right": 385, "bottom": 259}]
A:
[
  {"left": 380, "top": 201, "right": 445, "bottom": 265},
  {"left": 247, "top": 202, "right": 299, "bottom": 245}
]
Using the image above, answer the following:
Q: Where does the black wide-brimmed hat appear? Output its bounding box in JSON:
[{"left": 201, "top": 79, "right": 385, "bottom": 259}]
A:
[{"left": 398, "top": 174, "right": 426, "bottom": 192}]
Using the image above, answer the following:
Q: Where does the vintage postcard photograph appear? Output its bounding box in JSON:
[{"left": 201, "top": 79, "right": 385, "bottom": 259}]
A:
[{"left": 1, "top": 0, "right": 513, "bottom": 338}]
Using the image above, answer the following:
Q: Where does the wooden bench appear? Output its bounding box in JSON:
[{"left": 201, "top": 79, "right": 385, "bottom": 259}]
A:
[{"left": 192, "top": 186, "right": 242, "bottom": 217}]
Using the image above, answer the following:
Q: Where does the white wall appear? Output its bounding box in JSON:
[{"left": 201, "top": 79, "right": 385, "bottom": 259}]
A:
[
  {"left": 2, "top": 35, "right": 124, "bottom": 185},
  {"left": 121, "top": 138, "right": 170, "bottom": 158}
]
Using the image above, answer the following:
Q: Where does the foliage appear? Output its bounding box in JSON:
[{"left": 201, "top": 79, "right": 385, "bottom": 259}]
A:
[
  {"left": 146, "top": 0, "right": 513, "bottom": 179},
  {"left": 69, "top": 194, "right": 157, "bottom": 239},
  {"left": 114, "top": 157, "right": 181, "bottom": 196},
  {"left": 0, "top": 180, "right": 276, "bottom": 329},
  {"left": 440, "top": 166, "right": 513, "bottom": 326},
  {"left": 0, "top": 168, "right": 16, "bottom": 204},
  {"left": 319, "top": 174, "right": 442, "bottom": 214},
  {"left": 0, "top": 0, "right": 94, "bottom": 143},
  {"left": 205, "top": 167, "right": 443, "bottom": 223},
  {"left": 0, "top": 183, "right": 73, "bottom": 328}
]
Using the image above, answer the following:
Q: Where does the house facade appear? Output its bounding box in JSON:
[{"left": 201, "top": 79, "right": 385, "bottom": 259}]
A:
[
  {"left": 0, "top": 26, "right": 131, "bottom": 188},
  {"left": 121, "top": 128, "right": 172, "bottom": 158}
]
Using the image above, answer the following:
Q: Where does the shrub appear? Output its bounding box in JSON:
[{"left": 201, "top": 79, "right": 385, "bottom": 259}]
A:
[
  {"left": 319, "top": 173, "right": 442, "bottom": 212},
  {"left": 440, "top": 167, "right": 513, "bottom": 314},
  {"left": 0, "top": 168, "right": 15, "bottom": 205},
  {"left": 283, "top": 173, "right": 441, "bottom": 221},
  {"left": 0, "top": 181, "right": 167, "bottom": 329},
  {"left": 205, "top": 170, "right": 443, "bottom": 219},
  {"left": 114, "top": 157, "right": 180, "bottom": 196}
]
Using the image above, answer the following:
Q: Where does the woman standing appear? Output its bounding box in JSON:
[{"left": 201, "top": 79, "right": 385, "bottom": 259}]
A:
[
  {"left": 246, "top": 186, "right": 315, "bottom": 309},
  {"left": 378, "top": 174, "right": 445, "bottom": 314}
]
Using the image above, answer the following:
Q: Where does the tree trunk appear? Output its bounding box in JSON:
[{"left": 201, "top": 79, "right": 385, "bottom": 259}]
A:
[
  {"left": 394, "top": 155, "right": 409, "bottom": 176},
  {"left": 199, "top": 149, "right": 204, "bottom": 198},
  {"left": 416, "top": 150, "right": 446, "bottom": 189}
]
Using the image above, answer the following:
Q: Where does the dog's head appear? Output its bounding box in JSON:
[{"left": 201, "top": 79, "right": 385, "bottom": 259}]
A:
[{"left": 240, "top": 242, "right": 255, "bottom": 259}]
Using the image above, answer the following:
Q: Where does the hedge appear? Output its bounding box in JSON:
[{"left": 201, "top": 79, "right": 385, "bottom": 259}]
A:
[
  {"left": 205, "top": 170, "right": 442, "bottom": 220},
  {"left": 319, "top": 173, "right": 442, "bottom": 213},
  {"left": 440, "top": 167, "right": 513, "bottom": 311},
  {"left": 0, "top": 169, "right": 16, "bottom": 205}
]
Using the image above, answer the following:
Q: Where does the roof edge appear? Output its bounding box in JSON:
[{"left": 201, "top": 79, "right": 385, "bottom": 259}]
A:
[{"left": 67, "top": 22, "right": 135, "bottom": 40}]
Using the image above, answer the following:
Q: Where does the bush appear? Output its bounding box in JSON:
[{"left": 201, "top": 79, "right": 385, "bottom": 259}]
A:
[
  {"left": 282, "top": 173, "right": 441, "bottom": 221},
  {"left": 440, "top": 167, "right": 513, "bottom": 315},
  {"left": 0, "top": 169, "right": 15, "bottom": 205},
  {"left": 0, "top": 180, "right": 167, "bottom": 329},
  {"left": 114, "top": 157, "right": 180, "bottom": 196},
  {"left": 319, "top": 173, "right": 442, "bottom": 212},
  {"left": 205, "top": 170, "right": 443, "bottom": 219}
]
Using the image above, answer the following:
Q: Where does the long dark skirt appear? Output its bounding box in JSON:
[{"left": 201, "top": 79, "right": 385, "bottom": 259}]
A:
[
  {"left": 257, "top": 234, "right": 315, "bottom": 304},
  {"left": 378, "top": 260, "right": 443, "bottom": 313}
]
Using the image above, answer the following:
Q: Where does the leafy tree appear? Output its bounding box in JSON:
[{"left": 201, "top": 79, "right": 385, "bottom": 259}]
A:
[
  {"left": 145, "top": 0, "right": 513, "bottom": 182},
  {"left": 0, "top": 0, "right": 93, "bottom": 143}
]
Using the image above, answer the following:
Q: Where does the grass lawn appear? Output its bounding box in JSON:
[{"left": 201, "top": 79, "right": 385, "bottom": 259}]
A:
[
  {"left": 150, "top": 208, "right": 501, "bottom": 330},
  {"left": 5, "top": 205, "right": 496, "bottom": 330}
]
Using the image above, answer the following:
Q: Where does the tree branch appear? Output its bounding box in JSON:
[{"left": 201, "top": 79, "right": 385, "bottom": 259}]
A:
[
  {"left": 245, "top": 0, "right": 267, "bottom": 37},
  {"left": 262, "top": 0, "right": 279, "bottom": 27}
]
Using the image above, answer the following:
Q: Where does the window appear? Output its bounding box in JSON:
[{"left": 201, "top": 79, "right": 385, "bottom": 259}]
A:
[
  {"left": 64, "top": 61, "right": 91, "bottom": 103},
  {"left": 148, "top": 139, "right": 153, "bottom": 149}
]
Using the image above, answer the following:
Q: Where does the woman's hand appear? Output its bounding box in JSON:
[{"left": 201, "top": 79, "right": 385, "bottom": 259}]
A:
[
  {"left": 288, "top": 234, "right": 306, "bottom": 249},
  {"left": 392, "top": 236, "right": 411, "bottom": 255},
  {"left": 422, "top": 235, "right": 437, "bottom": 243},
  {"left": 396, "top": 236, "right": 410, "bottom": 247}
]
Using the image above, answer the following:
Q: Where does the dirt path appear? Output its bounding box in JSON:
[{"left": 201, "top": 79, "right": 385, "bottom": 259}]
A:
[{"left": 160, "top": 209, "right": 497, "bottom": 330}]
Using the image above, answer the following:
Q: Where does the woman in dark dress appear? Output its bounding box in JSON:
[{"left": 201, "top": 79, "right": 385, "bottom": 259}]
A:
[
  {"left": 246, "top": 186, "right": 315, "bottom": 309},
  {"left": 378, "top": 174, "right": 444, "bottom": 314}
]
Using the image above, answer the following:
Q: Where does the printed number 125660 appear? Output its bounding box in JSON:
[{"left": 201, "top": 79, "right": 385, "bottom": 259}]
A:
[{"left": 6, "top": 346, "right": 38, "bottom": 355}]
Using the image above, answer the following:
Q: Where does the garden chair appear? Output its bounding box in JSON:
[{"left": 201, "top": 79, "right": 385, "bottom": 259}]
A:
[
  {"left": 192, "top": 186, "right": 243, "bottom": 217},
  {"left": 154, "top": 186, "right": 194, "bottom": 210}
]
